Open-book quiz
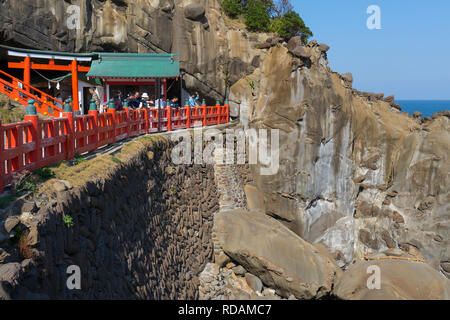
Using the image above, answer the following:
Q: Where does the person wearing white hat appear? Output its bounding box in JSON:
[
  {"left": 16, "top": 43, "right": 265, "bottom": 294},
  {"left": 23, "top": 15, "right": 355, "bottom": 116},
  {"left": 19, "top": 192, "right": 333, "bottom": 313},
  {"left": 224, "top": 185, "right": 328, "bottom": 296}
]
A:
[{"left": 140, "top": 92, "right": 150, "bottom": 108}]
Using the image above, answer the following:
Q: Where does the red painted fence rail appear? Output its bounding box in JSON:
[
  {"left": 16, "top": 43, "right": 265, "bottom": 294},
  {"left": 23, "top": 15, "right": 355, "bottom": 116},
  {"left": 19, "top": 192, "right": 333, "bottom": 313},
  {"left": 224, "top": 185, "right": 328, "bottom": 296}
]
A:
[{"left": 0, "top": 99, "right": 229, "bottom": 193}]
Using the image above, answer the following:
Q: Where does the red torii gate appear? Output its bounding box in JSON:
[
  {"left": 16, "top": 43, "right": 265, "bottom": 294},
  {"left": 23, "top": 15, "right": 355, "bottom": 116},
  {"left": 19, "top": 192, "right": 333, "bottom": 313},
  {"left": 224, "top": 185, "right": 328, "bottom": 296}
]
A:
[{"left": 3, "top": 46, "right": 93, "bottom": 112}]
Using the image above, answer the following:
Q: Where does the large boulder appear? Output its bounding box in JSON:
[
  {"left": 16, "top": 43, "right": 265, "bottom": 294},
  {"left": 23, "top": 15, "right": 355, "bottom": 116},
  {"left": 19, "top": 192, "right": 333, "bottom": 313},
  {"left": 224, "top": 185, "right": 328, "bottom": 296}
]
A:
[
  {"left": 291, "top": 46, "right": 311, "bottom": 59},
  {"left": 334, "top": 259, "right": 450, "bottom": 300},
  {"left": 213, "top": 209, "right": 341, "bottom": 299},
  {"left": 341, "top": 72, "right": 353, "bottom": 83},
  {"left": 287, "top": 36, "right": 303, "bottom": 52},
  {"left": 318, "top": 43, "right": 330, "bottom": 52},
  {"left": 184, "top": 4, "right": 206, "bottom": 21}
]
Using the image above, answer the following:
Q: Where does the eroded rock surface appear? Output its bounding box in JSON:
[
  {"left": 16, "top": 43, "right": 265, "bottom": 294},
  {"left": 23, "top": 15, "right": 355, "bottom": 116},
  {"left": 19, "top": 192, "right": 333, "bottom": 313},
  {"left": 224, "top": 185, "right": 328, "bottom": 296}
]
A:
[
  {"left": 334, "top": 259, "right": 450, "bottom": 300},
  {"left": 213, "top": 209, "right": 341, "bottom": 299},
  {"left": 229, "top": 43, "right": 450, "bottom": 276}
]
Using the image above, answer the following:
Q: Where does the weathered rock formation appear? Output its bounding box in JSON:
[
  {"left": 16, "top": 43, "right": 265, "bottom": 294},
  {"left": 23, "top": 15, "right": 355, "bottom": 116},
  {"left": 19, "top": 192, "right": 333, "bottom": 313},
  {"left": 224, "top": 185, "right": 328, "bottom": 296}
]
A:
[
  {"left": 229, "top": 42, "right": 450, "bottom": 283},
  {"left": 334, "top": 258, "right": 450, "bottom": 300},
  {"left": 0, "top": 0, "right": 449, "bottom": 300},
  {"left": 213, "top": 209, "right": 341, "bottom": 299}
]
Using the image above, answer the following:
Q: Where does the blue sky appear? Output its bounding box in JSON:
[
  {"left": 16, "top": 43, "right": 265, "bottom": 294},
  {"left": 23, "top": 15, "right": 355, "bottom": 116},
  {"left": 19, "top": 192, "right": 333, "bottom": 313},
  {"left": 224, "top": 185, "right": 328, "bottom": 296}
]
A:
[{"left": 292, "top": 0, "right": 450, "bottom": 100}]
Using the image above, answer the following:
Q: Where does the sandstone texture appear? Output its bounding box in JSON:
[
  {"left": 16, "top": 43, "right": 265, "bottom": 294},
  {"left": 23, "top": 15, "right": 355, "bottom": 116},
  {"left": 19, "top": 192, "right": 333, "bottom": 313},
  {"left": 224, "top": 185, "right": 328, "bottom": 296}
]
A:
[
  {"left": 334, "top": 259, "right": 450, "bottom": 300},
  {"left": 229, "top": 42, "right": 450, "bottom": 279},
  {"left": 213, "top": 209, "right": 341, "bottom": 299},
  {"left": 0, "top": 1, "right": 449, "bottom": 301}
]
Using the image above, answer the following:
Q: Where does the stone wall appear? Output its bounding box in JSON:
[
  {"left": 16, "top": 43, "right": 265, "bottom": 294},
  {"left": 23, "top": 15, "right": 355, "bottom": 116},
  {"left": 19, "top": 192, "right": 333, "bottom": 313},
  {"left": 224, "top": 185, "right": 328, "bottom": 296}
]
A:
[{"left": 0, "top": 138, "right": 219, "bottom": 299}]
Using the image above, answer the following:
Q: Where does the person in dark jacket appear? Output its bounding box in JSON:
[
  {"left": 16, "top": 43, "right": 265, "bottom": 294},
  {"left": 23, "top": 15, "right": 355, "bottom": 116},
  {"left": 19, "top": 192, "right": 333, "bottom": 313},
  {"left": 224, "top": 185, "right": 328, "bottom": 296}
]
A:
[
  {"left": 128, "top": 92, "right": 142, "bottom": 109},
  {"left": 114, "top": 91, "right": 124, "bottom": 111},
  {"left": 170, "top": 97, "right": 180, "bottom": 109}
]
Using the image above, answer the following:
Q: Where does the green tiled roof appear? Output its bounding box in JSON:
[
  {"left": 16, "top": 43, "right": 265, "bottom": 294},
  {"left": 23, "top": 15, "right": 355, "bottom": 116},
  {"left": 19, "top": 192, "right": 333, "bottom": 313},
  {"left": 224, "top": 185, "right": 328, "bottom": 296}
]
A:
[{"left": 87, "top": 52, "right": 180, "bottom": 79}]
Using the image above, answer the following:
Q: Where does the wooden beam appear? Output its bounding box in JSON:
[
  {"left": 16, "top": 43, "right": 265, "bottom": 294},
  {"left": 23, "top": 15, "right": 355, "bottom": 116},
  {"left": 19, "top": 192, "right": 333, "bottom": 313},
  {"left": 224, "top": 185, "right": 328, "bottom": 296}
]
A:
[{"left": 8, "top": 61, "right": 90, "bottom": 72}]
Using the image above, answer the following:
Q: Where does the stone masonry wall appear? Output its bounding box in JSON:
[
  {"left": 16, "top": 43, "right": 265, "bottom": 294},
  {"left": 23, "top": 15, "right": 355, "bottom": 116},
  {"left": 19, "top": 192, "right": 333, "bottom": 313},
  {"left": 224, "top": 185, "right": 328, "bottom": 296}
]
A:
[{"left": 0, "top": 138, "right": 219, "bottom": 299}]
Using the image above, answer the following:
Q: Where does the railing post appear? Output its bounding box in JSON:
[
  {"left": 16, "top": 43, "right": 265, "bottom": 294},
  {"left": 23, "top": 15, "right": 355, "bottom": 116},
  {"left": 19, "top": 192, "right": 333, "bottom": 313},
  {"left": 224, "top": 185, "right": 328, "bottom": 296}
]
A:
[
  {"left": 88, "top": 99, "right": 98, "bottom": 149},
  {"left": 225, "top": 99, "right": 230, "bottom": 124},
  {"left": 142, "top": 101, "right": 149, "bottom": 134},
  {"left": 24, "top": 99, "right": 40, "bottom": 169},
  {"left": 202, "top": 99, "right": 206, "bottom": 126},
  {"left": 186, "top": 101, "right": 191, "bottom": 129},
  {"left": 166, "top": 105, "right": 172, "bottom": 131},
  {"left": 107, "top": 99, "right": 117, "bottom": 142},
  {"left": 216, "top": 99, "right": 220, "bottom": 124},
  {"left": 63, "top": 99, "right": 75, "bottom": 160},
  {"left": 123, "top": 104, "right": 130, "bottom": 139}
]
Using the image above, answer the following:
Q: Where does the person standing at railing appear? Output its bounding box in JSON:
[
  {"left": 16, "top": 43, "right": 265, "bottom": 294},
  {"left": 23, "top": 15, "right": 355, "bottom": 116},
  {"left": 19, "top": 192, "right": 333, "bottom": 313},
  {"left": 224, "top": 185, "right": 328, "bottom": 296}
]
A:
[
  {"left": 140, "top": 93, "right": 150, "bottom": 108},
  {"left": 89, "top": 87, "right": 101, "bottom": 112},
  {"left": 129, "top": 92, "right": 142, "bottom": 109},
  {"left": 170, "top": 97, "right": 180, "bottom": 109},
  {"left": 155, "top": 94, "right": 166, "bottom": 108},
  {"left": 55, "top": 93, "right": 63, "bottom": 108},
  {"left": 115, "top": 91, "right": 124, "bottom": 111},
  {"left": 189, "top": 91, "right": 200, "bottom": 107}
]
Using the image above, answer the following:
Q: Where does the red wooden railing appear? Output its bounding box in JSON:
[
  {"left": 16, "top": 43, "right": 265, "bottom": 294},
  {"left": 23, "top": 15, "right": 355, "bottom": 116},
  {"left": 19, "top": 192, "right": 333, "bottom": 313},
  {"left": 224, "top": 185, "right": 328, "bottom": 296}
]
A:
[
  {"left": 0, "top": 100, "right": 229, "bottom": 193},
  {"left": 0, "top": 69, "right": 64, "bottom": 117}
]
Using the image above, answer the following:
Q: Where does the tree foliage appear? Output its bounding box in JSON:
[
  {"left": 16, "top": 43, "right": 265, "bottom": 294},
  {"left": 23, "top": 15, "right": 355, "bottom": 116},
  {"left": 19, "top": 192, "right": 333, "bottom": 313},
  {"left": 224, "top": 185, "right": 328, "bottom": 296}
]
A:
[
  {"left": 244, "top": 0, "right": 272, "bottom": 32},
  {"left": 271, "top": 10, "right": 313, "bottom": 41},
  {"left": 222, "top": 0, "right": 313, "bottom": 42},
  {"left": 222, "top": 0, "right": 244, "bottom": 18}
]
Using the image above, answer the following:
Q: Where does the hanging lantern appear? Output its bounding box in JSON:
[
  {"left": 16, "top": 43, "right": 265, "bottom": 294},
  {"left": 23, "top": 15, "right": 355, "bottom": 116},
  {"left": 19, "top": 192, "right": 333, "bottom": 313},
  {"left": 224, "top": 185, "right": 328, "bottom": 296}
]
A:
[
  {"left": 48, "top": 81, "right": 51, "bottom": 90},
  {"left": 56, "top": 82, "right": 60, "bottom": 90}
]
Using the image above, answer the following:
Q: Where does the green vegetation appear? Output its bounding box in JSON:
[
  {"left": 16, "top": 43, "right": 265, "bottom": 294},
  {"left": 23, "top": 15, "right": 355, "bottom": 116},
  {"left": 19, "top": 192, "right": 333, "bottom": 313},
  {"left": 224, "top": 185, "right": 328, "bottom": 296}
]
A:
[
  {"left": 63, "top": 214, "right": 74, "bottom": 228},
  {"left": 111, "top": 156, "right": 122, "bottom": 164},
  {"left": 269, "top": 11, "right": 312, "bottom": 42},
  {"left": 71, "top": 153, "right": 87, "bottom": 166},
  {"left": 0, "top": 93, "right": 26, "bottom": 124},
  {"left": 11, "top": 225, "right": 24, "bottom": 244},
  {"left": 34, "top": 167, "right": 55, "bottom": 179},
  {"left": 15, "top": 175, "right": 37, "bottom": 193},
  {"left": 245, "top": 0, "right": 272, "bottom": 32},
  {"left": 222, "top": 0, "right": 313, "bottom": 41},
  {"left": 222, "top": 0, "right": 244, "bottom": 18},
  {"left": 13, "top": 167, "right": 55, "bottom": 194}
]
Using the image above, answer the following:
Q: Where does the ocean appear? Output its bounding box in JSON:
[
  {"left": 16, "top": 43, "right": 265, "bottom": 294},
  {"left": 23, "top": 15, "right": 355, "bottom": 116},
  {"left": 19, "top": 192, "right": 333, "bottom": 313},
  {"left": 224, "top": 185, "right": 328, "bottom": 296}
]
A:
[{"left": 396, "top": 100, "right": 450, "bottom": 118}]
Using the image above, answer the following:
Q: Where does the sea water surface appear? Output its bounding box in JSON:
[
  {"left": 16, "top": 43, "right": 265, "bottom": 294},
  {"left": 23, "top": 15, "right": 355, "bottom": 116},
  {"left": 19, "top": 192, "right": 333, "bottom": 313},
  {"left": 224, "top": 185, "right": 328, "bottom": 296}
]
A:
[{"left": 396, "top": 100, "right": 450, "bottom": 118}]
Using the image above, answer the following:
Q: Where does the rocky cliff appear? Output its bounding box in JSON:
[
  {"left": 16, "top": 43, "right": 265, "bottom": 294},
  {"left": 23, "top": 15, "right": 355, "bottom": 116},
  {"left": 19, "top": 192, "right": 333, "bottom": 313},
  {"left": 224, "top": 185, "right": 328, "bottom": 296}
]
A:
[
  {"left": 229, "top": 41, "right": 450, "bottom": 278},
  {"left": 0, "top": 0, "right": 449, "bottom": 300}
]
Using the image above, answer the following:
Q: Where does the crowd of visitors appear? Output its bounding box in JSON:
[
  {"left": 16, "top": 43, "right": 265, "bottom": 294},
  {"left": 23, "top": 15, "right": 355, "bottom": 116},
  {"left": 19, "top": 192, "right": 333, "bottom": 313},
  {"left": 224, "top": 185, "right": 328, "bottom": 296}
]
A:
[{"left": 89, "top": 88, "right": 202, "bottom": 113}]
